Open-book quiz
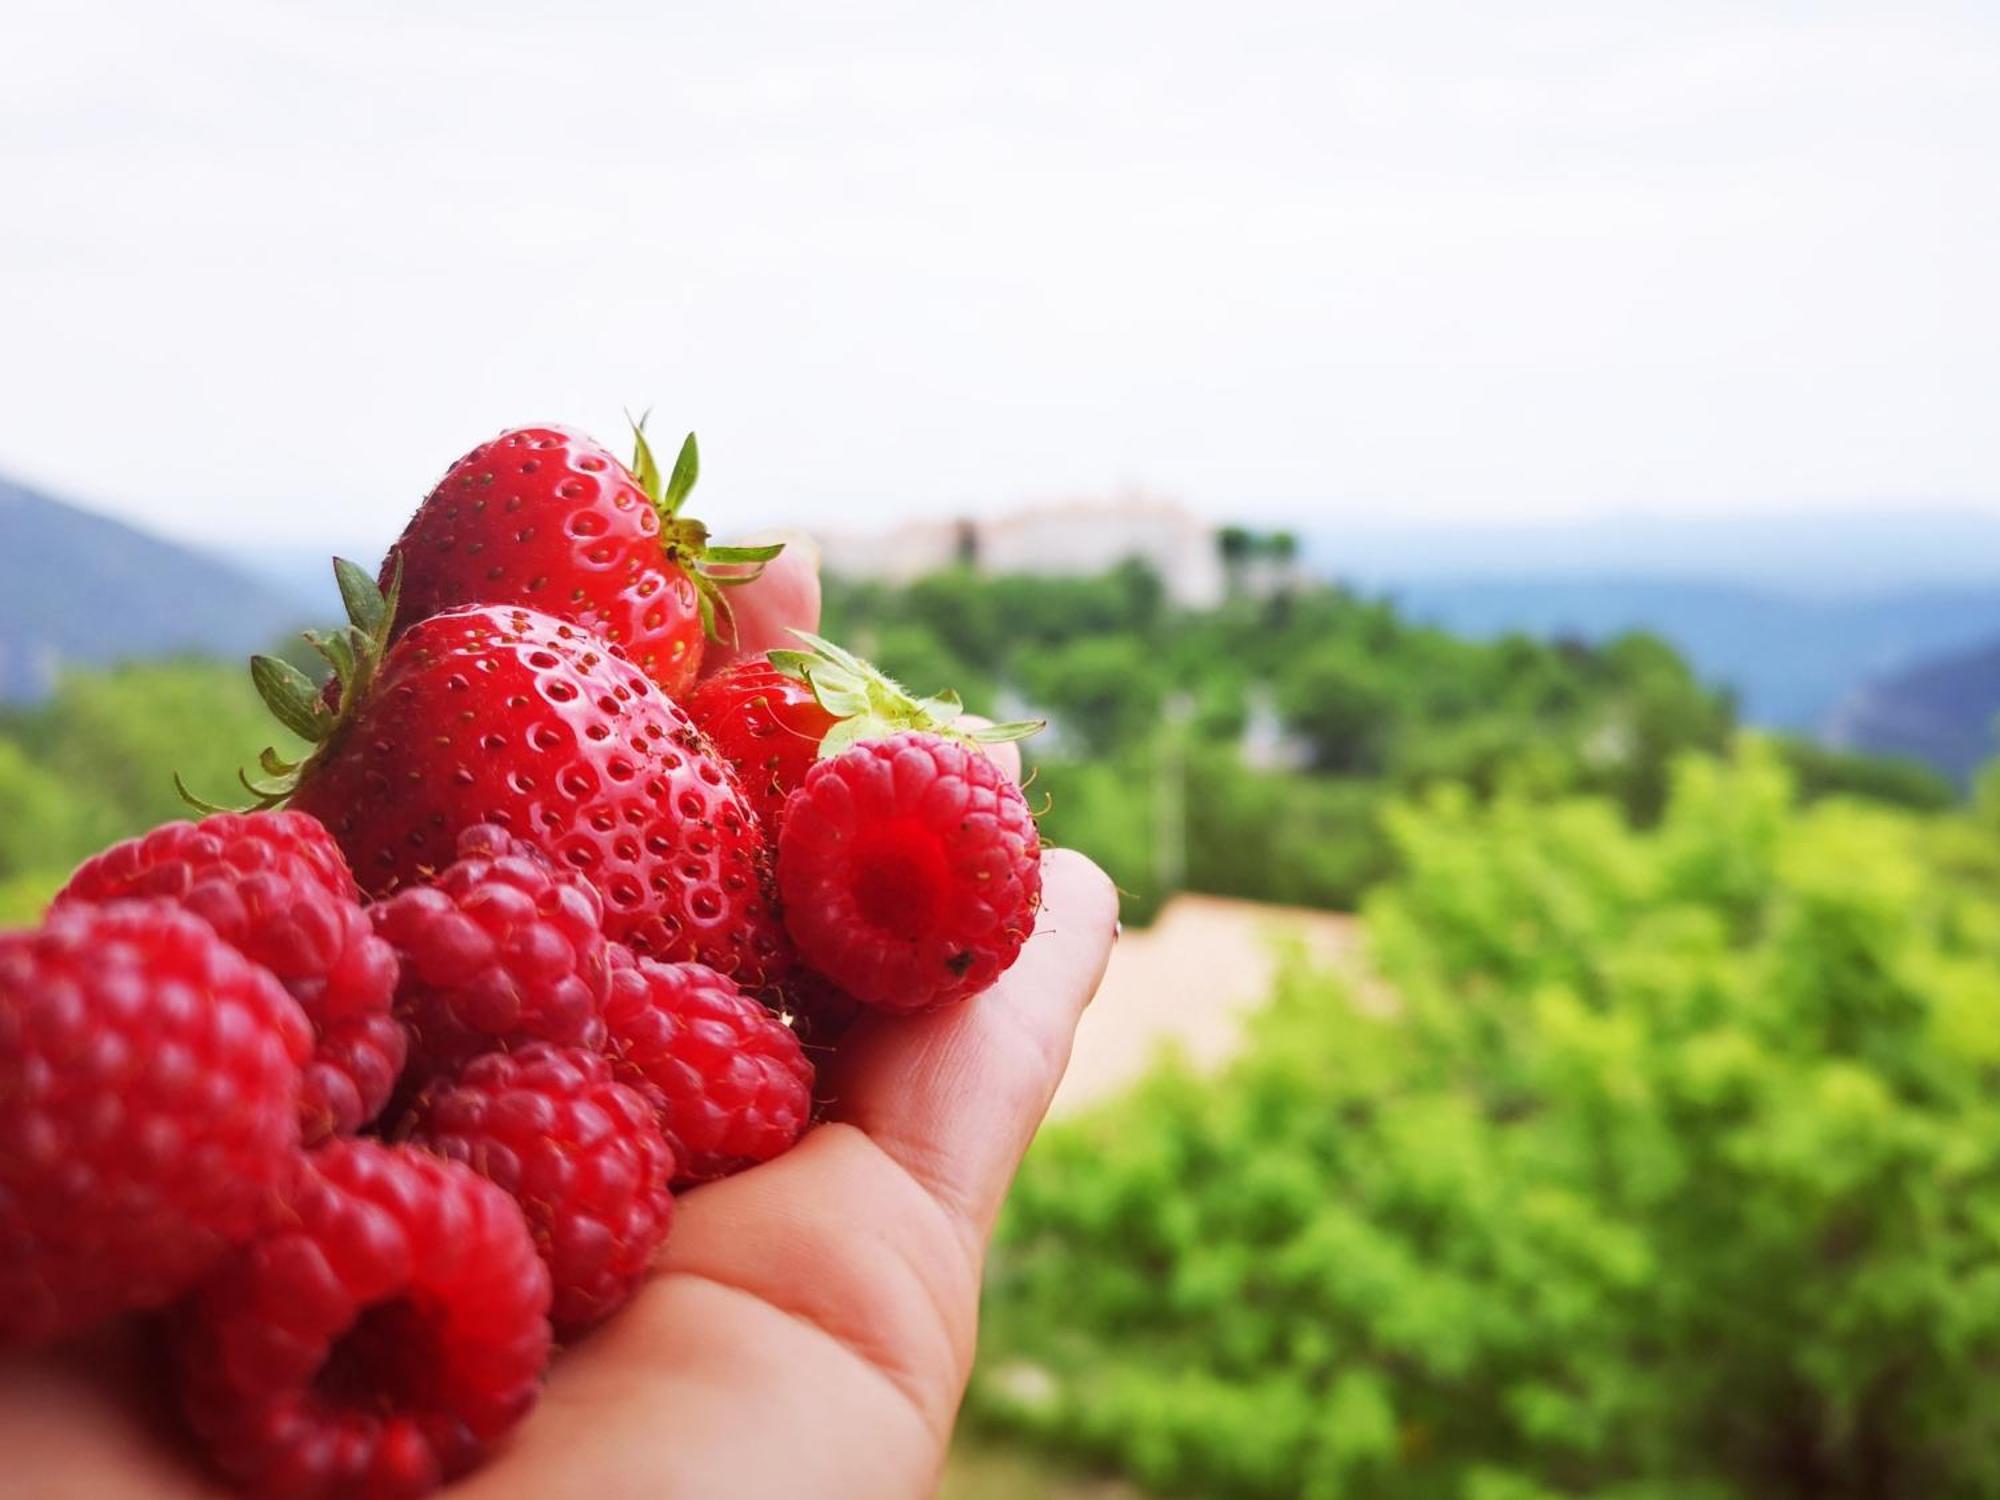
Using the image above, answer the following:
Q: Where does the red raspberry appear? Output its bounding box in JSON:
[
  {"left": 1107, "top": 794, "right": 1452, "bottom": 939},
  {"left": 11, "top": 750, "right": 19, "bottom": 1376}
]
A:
[
  {"left": 603, "top": 946, "right": 813, "bottom": 1185},
  {"left": 176, "top": 1138, "right": 551, "bottom": 1499},
  {"left": 778, "top": 732, "right": 1042, "bottom": 1013},
  {"left": 684, "top": 660, "right": 838, "bottom": 833},
  {"left": 0, "top": 900, "right": 309, "bottom": 1346},
  {"left": 373, "top": 825, "right": 610, "bottom": 1081},
  {"left": 57, "top": 811, "right": 404, "bottom": 1141},
  {"left": 400, "top": 1044, "right": 674, "bottom": 1336}
]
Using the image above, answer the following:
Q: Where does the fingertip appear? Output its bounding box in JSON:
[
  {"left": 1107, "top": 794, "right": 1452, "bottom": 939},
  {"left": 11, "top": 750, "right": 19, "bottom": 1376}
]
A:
[
  {"left": 1039, "top": 847, "right": 1119, "bottom": 934},
  {"left": 958, "top": 716, "right": 1023, "bottom": 785},
  {"left": 703, "top": 533, "right": 822, "bottom": 676}
]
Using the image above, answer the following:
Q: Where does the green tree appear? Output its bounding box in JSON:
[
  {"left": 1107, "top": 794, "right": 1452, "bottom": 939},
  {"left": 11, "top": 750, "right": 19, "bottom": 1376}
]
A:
[
  {"left": 1021, "top": 638, "right": 1165, "bottom": 757},
  {"left": 0, "top": 660, "right": 304, "bottom": 885},
  {"left": 976, "top": 744, "right": 2000, "bottom": 1499},
  {"left": 0, "top": 740, "right": 87, "bottom": 880},
  {"left": 1277, "top": 640, "right": 1394, "bottom": 775}
]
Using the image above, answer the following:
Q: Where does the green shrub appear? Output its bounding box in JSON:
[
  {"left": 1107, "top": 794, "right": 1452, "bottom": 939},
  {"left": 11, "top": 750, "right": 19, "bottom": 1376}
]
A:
[
  {"left": 977, "top": 743, "right": 2000, "bottom": 1499},
  {"left": 0, "top": 660, "right": 304, "bottom": 885},
  {"left": 0, "top": 869, "right": 59, "bottom": 926}
]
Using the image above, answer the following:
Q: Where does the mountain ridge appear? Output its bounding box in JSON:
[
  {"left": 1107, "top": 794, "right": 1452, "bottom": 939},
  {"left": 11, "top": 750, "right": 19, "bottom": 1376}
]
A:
[
  {"left": 0, "top": 473, "right": 307, "bottom": 701},
  {"left": 1830, "top": 641, "right": 2000, "bottom": 786},
  {"left": 1370, "top": 574, "right": 2000, "bottom": 732}
]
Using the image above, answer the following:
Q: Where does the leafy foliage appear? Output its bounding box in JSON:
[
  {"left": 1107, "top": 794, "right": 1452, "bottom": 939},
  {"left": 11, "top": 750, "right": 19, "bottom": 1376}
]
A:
[
  {"left": 976, "top": 745, "right": 2000, "bottom": 1499},
  {"left": 0, "top": 660, "right": 305, "bottom": 905},
  {"left": 827, "top": 563, "right": 1750, "bottom": 919}
]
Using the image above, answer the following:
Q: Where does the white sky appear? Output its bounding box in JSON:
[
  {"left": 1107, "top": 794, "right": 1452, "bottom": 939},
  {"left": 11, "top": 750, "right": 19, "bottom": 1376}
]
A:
[{"left": 1, "top": 0, "right": 1995, "bottom": 546}]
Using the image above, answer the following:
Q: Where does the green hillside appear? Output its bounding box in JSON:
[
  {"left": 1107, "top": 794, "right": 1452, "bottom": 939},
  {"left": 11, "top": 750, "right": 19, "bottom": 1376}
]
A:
[{"left": 0, "top": 474, "right": 305, "bottom": 702}]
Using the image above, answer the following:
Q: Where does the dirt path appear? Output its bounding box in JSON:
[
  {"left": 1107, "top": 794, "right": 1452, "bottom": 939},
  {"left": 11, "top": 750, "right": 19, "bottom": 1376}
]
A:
[{"left": 1050, "top": 894, "right": 1363, "bottom": 1117}]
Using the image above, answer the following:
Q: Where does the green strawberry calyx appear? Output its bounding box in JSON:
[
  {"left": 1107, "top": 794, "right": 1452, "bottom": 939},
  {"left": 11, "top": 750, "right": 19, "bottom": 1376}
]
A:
[
  {"left": 769, "top": 630, "right": 1044, "bottom": 759},
  {"left": 629, "top": 418, "right": 783, "bottom": 647},
  {"left": 175, "top": 555, "right": 400, "bottom": 813}
]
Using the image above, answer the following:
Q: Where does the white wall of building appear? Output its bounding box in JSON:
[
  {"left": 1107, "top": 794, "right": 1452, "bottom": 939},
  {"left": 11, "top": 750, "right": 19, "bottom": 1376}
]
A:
[{"left": 817, "top": 496, "right": 1224, "bottom": 608}]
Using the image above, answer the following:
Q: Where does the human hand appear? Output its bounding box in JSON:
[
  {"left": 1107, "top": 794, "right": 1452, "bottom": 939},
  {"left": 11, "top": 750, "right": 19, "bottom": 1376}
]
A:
[{"left": 0, "top": 536, "right": 1118, "bottom": 1500}]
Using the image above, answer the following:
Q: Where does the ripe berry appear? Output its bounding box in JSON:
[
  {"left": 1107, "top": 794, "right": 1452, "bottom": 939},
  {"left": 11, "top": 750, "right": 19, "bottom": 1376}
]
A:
[
  {"left": 276, "top": 598, "right": 791, "bottom": 988},
  {"left": 686, "top": 634, "right": 1042, "bottom": 838},
  {"left": 56, "top": 810, "right": 404, "bottom": 1141},
  {"left": 372, "top": 825, "right": 610, "bottom": 1082},
  {"left": 401, "top": 1044, "right": 675, "bottom": 1336},
  {"left": 778, "top": 732, "right": 1043, "bottom": 1013},
  {"left": 0, "top": 900, "right": 309, "bottom": 1346},
  {"left": 385, "top": 425, "right": 777, "bottom": 698},
  {"left": 684, "top": 660, "right": 837, "bottom": 833},
  {"left": 603, "top": 947, "right": 813, "bottom": 1185},
  {"left": 175, "top": 1139, "right": 551, "bottom": 1499}
]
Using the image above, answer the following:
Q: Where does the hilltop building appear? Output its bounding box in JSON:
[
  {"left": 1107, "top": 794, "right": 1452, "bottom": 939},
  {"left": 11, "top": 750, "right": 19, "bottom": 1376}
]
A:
[{"left": 816, "top": 493, "right": 1228, "bottom": 610}]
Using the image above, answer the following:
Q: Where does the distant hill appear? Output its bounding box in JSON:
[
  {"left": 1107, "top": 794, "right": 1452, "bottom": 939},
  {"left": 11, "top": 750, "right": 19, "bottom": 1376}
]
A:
[
  {"left": 1304, "top": 508, "right": 2000, "bottom": 595},
  {"left": 224, "top": 542, "right": 389, "bottom": 618},
  {"left": 1829, "top": 641, "right": 2000, "bottom": 785},
  {"left": 1372, "top": 576, "right": 2000, "bottom": 732},
  {"left": 0, "top": 473, "right": 308, "bottom": 701}
]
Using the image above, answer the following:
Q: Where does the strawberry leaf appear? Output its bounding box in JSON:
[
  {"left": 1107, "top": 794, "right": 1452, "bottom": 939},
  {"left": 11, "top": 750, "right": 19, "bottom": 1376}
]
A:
[
  {"left": 629, "top": 414, "right": 663, "bottom": 501},
  {"left": 376, "top": 551, "right": 404, "bottom": 647},
  {"left": 703, "top": 542, "right": 786, "bottom": 567},
  {"left": 334, "top": 556, "right": 388, "bottom": 637},
  {"left": 774, "top": 628, "right": 1045, "bottom": 759},
  {"left": 251, "top": 655, "right": 327, "bottom": 743},
  {"left": 305, "top": 629, "right": 358, "bottom": 693},
  {"left": 661, "top": 431, "right": 699, "bottom": 516},
  {"left": 966, "top": 718, "right": 1046, "bottom": 743},
  {"left": 172, "top": 771, "right": 235, "bottom": 815}
]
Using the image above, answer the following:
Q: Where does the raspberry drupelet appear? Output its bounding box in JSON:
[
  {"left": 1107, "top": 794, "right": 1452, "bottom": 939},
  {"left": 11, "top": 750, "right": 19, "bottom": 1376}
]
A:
[
  {"left": 175, "top": 1139, "right": 552, "bottom": 1500},
  {"left": 777, "top": 731, "right": 1043, "bottom": 1014},
  {"left": 602, "top": 946, "right": 814, "bottom": 1185},
  {"left": 372, "top": 825, "right": 611, "bottom": 1084},
  {"left": 400, "top": 1044, "right": 676, "bottom": 1336},
  {"left": 0, "top": 899, "right": 310, "bottom": 1345},
  {"left": 56, "top": 810, "right": 404, "bottom": 1141}
]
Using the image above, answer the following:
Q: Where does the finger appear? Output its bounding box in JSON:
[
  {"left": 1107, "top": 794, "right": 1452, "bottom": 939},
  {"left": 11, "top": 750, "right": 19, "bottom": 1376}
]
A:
[
  {"left": 956, "top": 714, "right": 1022, "bottom": 784},
  {"left": 0, "top": 1326, "right": 222, "bottom": 1499},
  {"left": 701, "top": 532, "right": 821, "bottom": 677},
  {"left": 474, "top": 1133, "right": 954, "bottom": 1500},
  {"left": 817, "top": 849, "right": 1118, "bottom": 1255}
]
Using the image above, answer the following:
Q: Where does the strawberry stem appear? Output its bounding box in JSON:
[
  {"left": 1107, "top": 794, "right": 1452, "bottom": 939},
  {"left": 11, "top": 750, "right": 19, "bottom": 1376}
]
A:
[
  {"left": 175, "top": 554, "right": 402, "bottom": 813},
  {"left": 626, "top": 414, "right": 781, "bottom": 646},
  {"left": 770, "top": 630, "right": 1044, "bottom": 758}
]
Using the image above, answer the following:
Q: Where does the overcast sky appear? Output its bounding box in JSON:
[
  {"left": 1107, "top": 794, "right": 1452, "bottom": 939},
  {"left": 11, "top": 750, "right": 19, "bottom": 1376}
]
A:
[{"left": 1, "top": 1, "right": 1995, "bottom": 547}]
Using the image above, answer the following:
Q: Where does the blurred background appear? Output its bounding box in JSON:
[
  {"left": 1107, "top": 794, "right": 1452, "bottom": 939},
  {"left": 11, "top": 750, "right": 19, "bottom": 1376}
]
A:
[{"left": 4, "top": 3, "right": 1999, "bottom": 1495}]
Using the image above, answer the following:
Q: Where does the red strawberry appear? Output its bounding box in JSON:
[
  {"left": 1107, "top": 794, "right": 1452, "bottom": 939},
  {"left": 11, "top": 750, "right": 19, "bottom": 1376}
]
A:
[
  {"left": 683, "top": 661, "right": 837, "bottom": 834},
  {"left": 685, "top": 633, "right": 1039, "bottom": 835},
  {"left": 779, "top": 731, "right": 1043, "bottom": 1013},
  {"left": 384, "top": 424, "right": 779, "bottom": 697},
  {"left": 217, "top": 569, "right": 791, "bottom": 990}
]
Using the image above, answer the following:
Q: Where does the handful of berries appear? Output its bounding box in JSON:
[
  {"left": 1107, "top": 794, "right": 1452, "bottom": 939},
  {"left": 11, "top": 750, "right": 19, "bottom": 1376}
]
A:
[{"left": 0, "top": 424, "right": 1046, "bottom": 1498}]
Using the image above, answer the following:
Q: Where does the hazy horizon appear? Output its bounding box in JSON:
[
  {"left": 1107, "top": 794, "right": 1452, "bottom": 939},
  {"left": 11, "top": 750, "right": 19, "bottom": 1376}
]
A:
[{"left": 4, "top": 2, "right": 1996, "bottom": 546}]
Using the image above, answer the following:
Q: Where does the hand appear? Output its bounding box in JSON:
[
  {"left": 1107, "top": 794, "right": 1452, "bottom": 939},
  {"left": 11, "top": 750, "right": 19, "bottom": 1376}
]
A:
[{"left": 0, "top": 538, "right": 1119, "bottom": 1500}]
